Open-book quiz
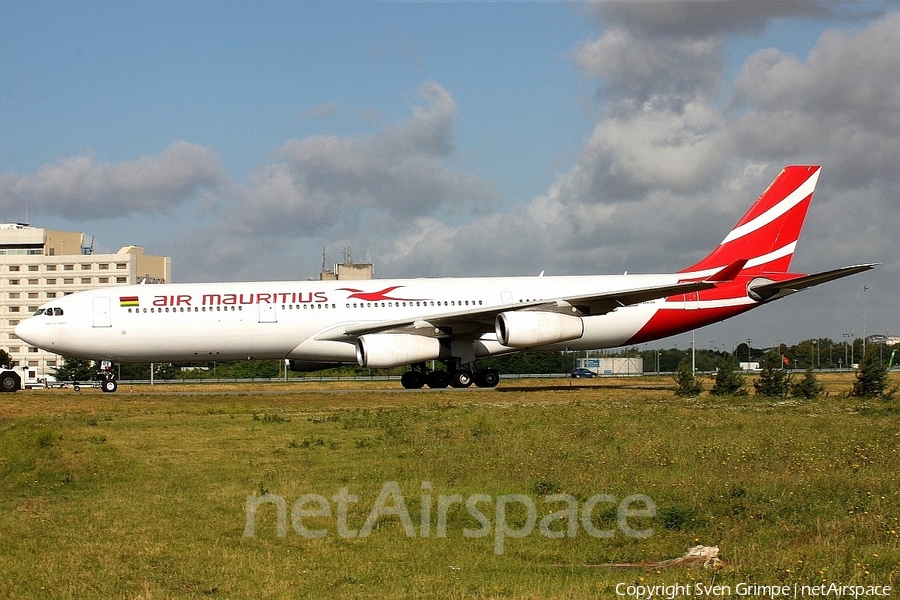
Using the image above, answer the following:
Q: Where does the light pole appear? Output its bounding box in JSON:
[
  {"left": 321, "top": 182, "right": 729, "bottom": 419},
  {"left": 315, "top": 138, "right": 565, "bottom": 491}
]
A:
[
  {"left": 691, "top": 330, "right": 696, "bottom": 374},
  {"left": 843, "top": 329, "right": 855, "bottom": 367},
  {"left": 746, "top": 338, "right": 753, "bottom": 369},
  {"left": 863, "top": 285, "right": 869, "bottom": 359}
]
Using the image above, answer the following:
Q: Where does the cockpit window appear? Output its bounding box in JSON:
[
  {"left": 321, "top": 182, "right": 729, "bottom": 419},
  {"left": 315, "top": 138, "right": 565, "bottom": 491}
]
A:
[
  {"left": 33, "top": 308, "right": 46, "bottom": 316},
  {"left": 54, "top": 307, "right": 64, "bottom": 316},
  {"left": 33, "top": 307, "right": 64, "bottom": 316}
]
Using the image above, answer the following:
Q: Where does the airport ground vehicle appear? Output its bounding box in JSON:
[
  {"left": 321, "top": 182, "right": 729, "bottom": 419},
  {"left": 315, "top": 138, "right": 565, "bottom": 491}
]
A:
[{"left": 0, "top": 370, "right": 21, "bottom": 392}]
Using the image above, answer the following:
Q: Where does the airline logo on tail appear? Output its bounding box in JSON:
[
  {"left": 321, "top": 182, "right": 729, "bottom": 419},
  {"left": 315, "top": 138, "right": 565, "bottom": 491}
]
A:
[{"left": 683, "top": 165, "right": 820, "bottom": 276}]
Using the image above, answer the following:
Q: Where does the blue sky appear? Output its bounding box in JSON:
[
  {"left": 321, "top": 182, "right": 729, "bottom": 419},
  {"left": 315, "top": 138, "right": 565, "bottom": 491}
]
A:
[
  {"left": 2, "top": 1, "right": 898, "bottom": 350},
  {"left": 2, "top": 2, "right": 591, "bottom": 198}
]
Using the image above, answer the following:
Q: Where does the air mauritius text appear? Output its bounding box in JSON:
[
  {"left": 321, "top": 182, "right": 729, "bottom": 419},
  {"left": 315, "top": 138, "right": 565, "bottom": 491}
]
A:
[{"left": 243, "top": 481, "right": 656, "bottom": 555}]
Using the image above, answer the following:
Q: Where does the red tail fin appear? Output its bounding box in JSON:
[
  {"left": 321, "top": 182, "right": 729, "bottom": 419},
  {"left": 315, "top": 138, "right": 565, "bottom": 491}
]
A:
[{"left": 682, "top": 165, "right": 821, "bottom": 276}]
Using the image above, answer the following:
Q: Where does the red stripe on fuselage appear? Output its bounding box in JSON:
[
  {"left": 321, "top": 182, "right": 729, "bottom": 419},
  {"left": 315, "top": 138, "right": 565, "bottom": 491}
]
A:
[{"left": 626, "top": 304, "right": 753, "bottom": 345}]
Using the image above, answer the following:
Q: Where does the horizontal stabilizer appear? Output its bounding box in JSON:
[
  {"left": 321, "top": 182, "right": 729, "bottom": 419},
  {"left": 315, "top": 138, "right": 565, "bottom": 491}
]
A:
[
  {"left": 748, "top": 264, "right": 877, "bottom": 302},
  {"left": 707, "top": 259, "right": 749, "bottom": 282}
]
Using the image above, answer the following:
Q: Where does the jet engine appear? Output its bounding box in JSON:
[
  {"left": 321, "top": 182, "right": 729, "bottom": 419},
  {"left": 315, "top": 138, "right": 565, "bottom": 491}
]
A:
[
  {"left": 495, "top": 311, "right": 584, "bottom": 348},
  {"left": 356, "top": 334, "right": 443, "bottom": 369}
]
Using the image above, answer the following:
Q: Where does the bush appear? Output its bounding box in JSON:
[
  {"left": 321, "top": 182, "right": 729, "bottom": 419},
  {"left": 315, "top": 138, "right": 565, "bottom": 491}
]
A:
[
  {"left": 710, "top": 359, "right": 747, "bottom": 397},
  {"left": 673, "top": 361, "right": 702, "bottom": 397},
  {"left": 790, "top": 366, "right": 825, "bottom": 399},
  {"left": 754, "top": 351, "right": 792, "bottom": 398},
  {"left": 850, "top": 349, "right": 895, "bottom": 399}
]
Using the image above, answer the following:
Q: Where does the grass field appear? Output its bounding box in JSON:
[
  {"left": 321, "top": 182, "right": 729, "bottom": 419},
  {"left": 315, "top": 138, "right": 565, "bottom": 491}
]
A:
[{"left": 1, "top": 373, "right": 898, "bottom": 599}]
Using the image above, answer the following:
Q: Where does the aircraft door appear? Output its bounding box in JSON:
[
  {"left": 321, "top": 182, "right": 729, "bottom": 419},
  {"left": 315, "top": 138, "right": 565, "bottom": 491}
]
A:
[
  {"left": 684, "top": 291, "right": 699, "bottom": 310},
  {"left": 258, "top": 303, "right": 277, "bottom": 323},
  {"left": 92, "top": 297, "right": 112, "bottom": 328}
]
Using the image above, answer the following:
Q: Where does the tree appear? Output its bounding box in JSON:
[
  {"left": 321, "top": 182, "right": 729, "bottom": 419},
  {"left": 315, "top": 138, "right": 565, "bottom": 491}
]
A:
[
  {"left": 673, "top": 361, "right": 703, "bottom": 397},
  {"left": 53, "top": 357, "right": 96, "bottom": 382},
  {"left": 791, "top": 366, "right": 825, "bottom": 399},
  {"left": 850, "top": 350, "right": 895, "bottom": 399},
  {"left": 119, "top": 363, "right": 152, "bottom": 380},
  {"left": 754, "top": 350, "right": 792, "bottom": 398},
  {"left": 709, "top": 359, "right": 747, "bottom": 396},
  {"left": 478, "top": 351, "right": 573, "bottom": 375},
  {"left": 0, "top": 349, "right": 10, "bottom": 369}
]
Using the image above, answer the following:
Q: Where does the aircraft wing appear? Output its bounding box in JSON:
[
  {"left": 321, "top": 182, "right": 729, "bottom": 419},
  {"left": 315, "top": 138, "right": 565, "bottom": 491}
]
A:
[
  {"left": 314, "top": 279, "right": 718, "bottom": 342},
  {"left": 748, "top": 263, "right": 877, "bottom": 302},
  {"left": 561, "top": 280, "right": 718, "bottom": 316}
]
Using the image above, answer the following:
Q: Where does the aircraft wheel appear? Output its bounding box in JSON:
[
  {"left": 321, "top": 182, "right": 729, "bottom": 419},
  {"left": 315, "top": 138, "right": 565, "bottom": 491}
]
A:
[
  {"left": 475, "top": 368, "right": 500, "bottom": 388},
  {"left": 426, "top": 370, "right": 450, "bottom": 388},
  {"left": 401, "top": 370, "right": 425, "bottom": 389},
  {"left": 101, "top": 378, "right": 118, "bottom": 393},
  {"left": 451, "top": 370, "right": 473, "bottom": 388}
]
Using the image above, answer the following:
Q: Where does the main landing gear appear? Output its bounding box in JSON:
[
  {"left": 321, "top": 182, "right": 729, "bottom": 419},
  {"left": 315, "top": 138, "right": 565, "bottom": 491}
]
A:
[{"left": 400, "top": 362, "right": 499, "bottom": 390}]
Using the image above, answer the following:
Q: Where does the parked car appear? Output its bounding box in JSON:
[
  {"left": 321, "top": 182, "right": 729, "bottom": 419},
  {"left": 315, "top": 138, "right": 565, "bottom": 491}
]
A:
[{"left": 570, "top": 368, "right": 597, "bottom": 378}]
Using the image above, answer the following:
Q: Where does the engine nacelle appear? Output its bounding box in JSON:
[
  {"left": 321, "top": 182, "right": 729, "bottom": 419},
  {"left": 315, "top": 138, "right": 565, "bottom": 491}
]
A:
[
  {"left": 495, "top": 311, "right": 584, "bottom": 348},
  {"left": 356, "top": 334, "right": 443, "bottom": 369}
]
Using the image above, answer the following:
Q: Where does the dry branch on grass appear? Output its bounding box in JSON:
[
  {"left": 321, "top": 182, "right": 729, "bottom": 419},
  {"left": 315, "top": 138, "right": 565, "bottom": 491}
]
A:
[{"left": 566, "top": 546, "right": 724, "bottom": 570}]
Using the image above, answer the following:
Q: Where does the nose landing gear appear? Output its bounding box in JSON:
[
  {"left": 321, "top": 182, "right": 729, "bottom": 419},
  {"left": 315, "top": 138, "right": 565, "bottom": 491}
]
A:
[{"left": 98, "top": 360, "right": 118, "bottom": 393}]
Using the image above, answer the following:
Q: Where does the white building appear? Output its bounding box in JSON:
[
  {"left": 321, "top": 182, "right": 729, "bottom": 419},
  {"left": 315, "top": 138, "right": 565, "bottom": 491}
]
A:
[
  {"left": 576, "top": 357, "right": 644, "bottom": 375},
  {"left": 1, "top": 224, "right": 171, "bottom": 381}
]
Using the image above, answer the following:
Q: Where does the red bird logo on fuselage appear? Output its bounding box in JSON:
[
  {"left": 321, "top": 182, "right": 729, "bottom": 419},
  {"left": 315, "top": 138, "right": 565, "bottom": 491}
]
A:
[{"left": 338, "top": 286, "right": 423, "bottom": 302}]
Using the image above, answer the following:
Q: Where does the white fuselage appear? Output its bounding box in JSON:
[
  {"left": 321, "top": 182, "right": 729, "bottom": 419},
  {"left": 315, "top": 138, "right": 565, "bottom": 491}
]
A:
[{"left": 15, "top": 273, "right": 748, "bottom": 364}]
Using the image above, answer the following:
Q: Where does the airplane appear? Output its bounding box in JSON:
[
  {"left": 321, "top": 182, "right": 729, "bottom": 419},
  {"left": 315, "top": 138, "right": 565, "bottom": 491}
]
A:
[{"left": 14, "top": 165, "right": 874, "bottom": 393}]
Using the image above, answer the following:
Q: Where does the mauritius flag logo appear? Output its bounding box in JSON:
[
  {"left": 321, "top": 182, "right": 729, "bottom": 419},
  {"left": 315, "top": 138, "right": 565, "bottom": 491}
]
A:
[{"left": 120, "top": 296, "right": 139, "bottom": 308}]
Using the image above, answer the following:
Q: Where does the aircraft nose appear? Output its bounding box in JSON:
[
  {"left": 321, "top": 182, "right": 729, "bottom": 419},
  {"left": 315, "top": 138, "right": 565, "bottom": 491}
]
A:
[{"left": 15, "top": 316, "right": 47, "bottom": 349}]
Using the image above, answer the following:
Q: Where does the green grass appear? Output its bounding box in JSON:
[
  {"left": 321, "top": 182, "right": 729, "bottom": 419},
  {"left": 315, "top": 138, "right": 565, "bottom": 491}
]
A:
[{"left": 1, "top": 377, "right": 898, "bottom": 598}]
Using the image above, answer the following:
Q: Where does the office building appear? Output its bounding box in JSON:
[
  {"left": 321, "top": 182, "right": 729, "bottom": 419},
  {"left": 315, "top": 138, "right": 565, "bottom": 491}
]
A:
[{"left": 1, "top": 223, "right": 171, "bottom": 381}]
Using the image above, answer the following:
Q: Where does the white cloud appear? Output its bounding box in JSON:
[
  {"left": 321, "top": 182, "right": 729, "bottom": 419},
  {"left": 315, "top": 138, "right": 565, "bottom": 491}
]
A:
[
  {"left": 367, "top": 4, "right": 900, "bottom": 316},
  {"left": 0, "top": 141, "right": 223, "bottom": 219},
  {"left": 576, "top": 27, "right": 724, "bottom": 109},
  {"left": 226, "top": 81, "right": 498, "bottom": 239},
  {"left": 167, "top": 81, "right": 500, "bottom": 281},
  {"left": 299, "top": 103, "right": 338, "bottom": 120},
  {"left": 731, "top": 12, "right": 900, "bottom": 189},
  {"left": 585, "top": 1, "right": 830, "bottom": 37}
]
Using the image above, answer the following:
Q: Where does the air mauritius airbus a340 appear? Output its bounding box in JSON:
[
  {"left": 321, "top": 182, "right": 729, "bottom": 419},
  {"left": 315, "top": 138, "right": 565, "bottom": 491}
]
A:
[{"left": 15, "top": 166, "right": 874, "bottom": 392}]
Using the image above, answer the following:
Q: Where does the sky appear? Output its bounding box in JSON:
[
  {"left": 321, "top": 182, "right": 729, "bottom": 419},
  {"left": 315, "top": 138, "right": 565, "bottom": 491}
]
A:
[{"left": 1, "top": 0, "right": 897, "bottom": 354}]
